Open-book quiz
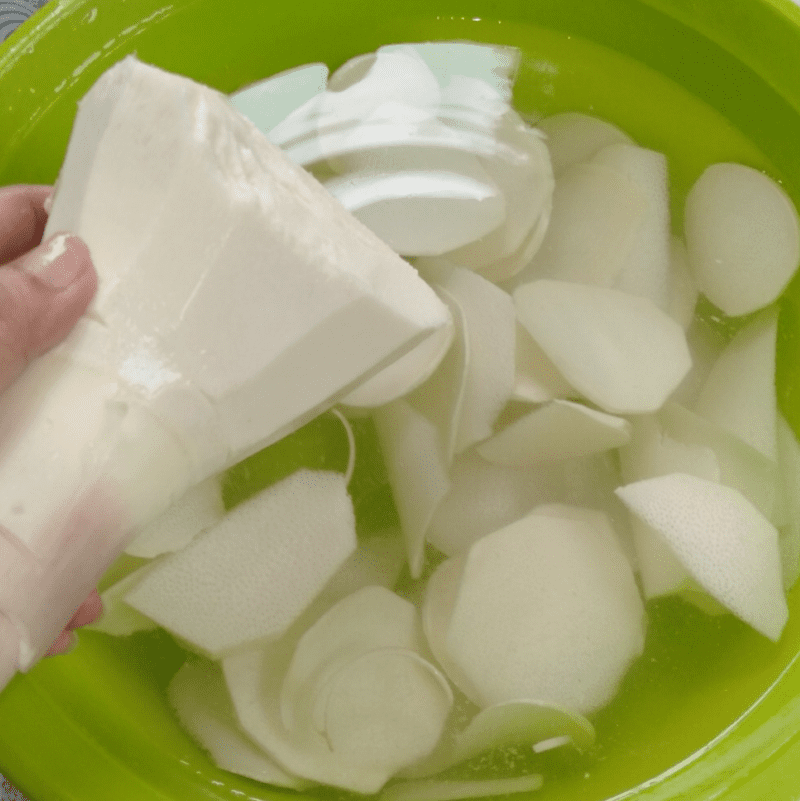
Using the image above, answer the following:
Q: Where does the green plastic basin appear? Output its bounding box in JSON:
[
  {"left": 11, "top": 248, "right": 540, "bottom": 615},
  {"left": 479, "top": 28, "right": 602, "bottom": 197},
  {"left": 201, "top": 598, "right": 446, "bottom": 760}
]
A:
[{"left": 3, "top": 0, "right": 800, "bottom": 799}]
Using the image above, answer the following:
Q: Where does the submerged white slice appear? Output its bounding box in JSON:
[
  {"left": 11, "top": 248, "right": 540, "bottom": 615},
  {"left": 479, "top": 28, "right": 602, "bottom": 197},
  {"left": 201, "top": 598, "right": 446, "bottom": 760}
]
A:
[
  {"left": 444, "top": 512, "right": 645, "bottom": 713},
  {"left": 280, "top": 586, "right": 426, "bottom": 733},
  {"left": 231, "top": 63, "right": 328, "bottom": 137},
  {"left": 694, "top": 310, "right": 778, "bottom": 461},
  {"left": 91, "top": 563, "right": 159, "bottom": 637},
  {"left": 442, "top": 113, "right": 554, "bottom": 281},
  {"left": 591, "top": 143, "right": 672, "bottom": 309},
  {"left": 318, "top": 647, "right": 452, "bottom": 774},
  {"left": 514, "top": 279, "right": 691, "bottom": 414},
  {"left": 405, "top": 697, "right": 594, "bottom": 778},
  {"left": 616, "top": 473, "right": 788, "bottom": 640},
  {"left": 660, "top": 402, "right": 784, "bottom": 526},
  {"left": 512, "top": 322, "right": 574, "bottom": 403},
  {"left": 684, "top": 162, "right": 800, "bottom": 316},
  {"left": 476, "top": 399, "right": 630, "bottom": 466},
  {"left": 168, "top": 658, "right": 309, "bottom": 789},
  {"left": 427, "top": 449, "right": 622, "bottom": 557},
  {"left": 536, "top": 112, "right": 634, "bottom": 174},
  {"left": 667, "top": 237, "right": 699, "bottom": 329},
  {"left": 432, "top": 265, "right": 517, "bottom": 454},
  {"left": 325, "top": 168, "right": 504, "bottom": 256},
  {"left": 125, "top": 470, "right": 356, "bottom": 655},
  {"left": 125, "top": 476, "right": 224, "bottom": 558},
  {"left": 373, "top": 399, "right": 451, "bottom": 578},
  {"left": 512, "top": 161, "right": 645, "bottom": 289}
]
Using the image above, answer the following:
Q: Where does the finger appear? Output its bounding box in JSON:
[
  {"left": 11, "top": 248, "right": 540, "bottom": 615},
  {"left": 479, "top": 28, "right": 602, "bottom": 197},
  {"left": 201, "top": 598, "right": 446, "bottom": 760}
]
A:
[
  {"left": 0, "top": 232, "right": 97, "bottom": 394},
  {"left": 66, "top": 588, "right": 103, "bottom": 629},
  {"left": 0, "top": 185, "right": 51, "bottom": 266},
  {"left": 45, "top": 630, "right": 76, "bottom": 657}
]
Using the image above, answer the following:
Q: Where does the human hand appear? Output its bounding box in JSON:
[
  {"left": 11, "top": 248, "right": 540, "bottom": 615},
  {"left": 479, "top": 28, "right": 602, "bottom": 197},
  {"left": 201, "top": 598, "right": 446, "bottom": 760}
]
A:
[{"left": 0, "top": 184, "right": 101, "bottom": 656}]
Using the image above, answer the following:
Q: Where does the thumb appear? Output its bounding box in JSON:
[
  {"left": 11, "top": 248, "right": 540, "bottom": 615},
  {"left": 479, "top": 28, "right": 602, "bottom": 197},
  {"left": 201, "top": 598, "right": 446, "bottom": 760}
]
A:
[{"left": 0, "top": 232, "right": 97, "bottom": 393}]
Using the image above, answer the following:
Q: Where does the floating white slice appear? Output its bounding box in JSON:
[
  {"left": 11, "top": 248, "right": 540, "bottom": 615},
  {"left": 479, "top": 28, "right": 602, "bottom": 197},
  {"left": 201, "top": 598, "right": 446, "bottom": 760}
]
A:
[
  {"left": 125, "top": 476, "right": 224, "bottom": 558},
  {"left": 407, "top": 285, "right": 469, "bottom": 465},
  {"left": 427, "top": 449, "right": 622, "bottom": 557},
  {"left": 427, "top": 265, "right": 517, "bottom": 454},
  {"left": 404, "top": 699, "right": 595, "bottom": 778},
  {"left": 514, "top": 280, "right": 691, "bottom": 414},
  {"left": 380, "top": 774, "right": 544, "bottom": 801},
  {"left": 536, "top": 112, "right": 634, "bottom": 174},
  {"left": 684, "top": 163, "right": 800, "bottom": 316},
  {"left": 444, "top": 512, "right": 645, "bottom": 713},
  {"left": 91, "top": 563, "right": 159, "bottom": 637},
  {"left": 442, "top": 113, "right": 554, "bottom": 281},
  {"left": 125, "top": 470, "right": 356, "bottom": 655},
  {"left": 668, "top": 316, "right": 726, "bottom": 408},
  {"left": 339, "top": 317, "right": 455, "bottom": 409},
  {"left": 223, "top": 601, "right": 450, "bottom": 792},
  {"left": 660, "top": 402, "right": 785, "bottom": 526},
  {"left": 317, "top": 647, "right": 452, "bottom": 775},
  {"left": 373, "top": 399, "right": 451, "bottom": 578},
  {"left": 280, "top": 586, "right": 427, "bottom": 733},
  {"left": 477, "top": 400, "right": 630, "bottom": 466},
  {"left": 379, "top": 42, "right": 520, "bottom": 102},
  {"left": 511, "top": 162, "right": 645, "bottom": 289},
  {"left": 591, "top": 143, "right": 672, "bottom": 309},
  {"left": 512, "top": 322, "right": 574, "bottom": 403},
  {"left": 324, "top": 168, "right": 504, "bottom": 256},
  {"left": 230, "top": 63, "right": 328, "bottom": 136},
  {"left": 693, "top": 310, "right": 778, "bottom": 461},
  {"left": 616, "top": 473, "right": 788, "bottom": 640},
  {"left": 168, "top": 658, "right": 309, "bottom": 789}
]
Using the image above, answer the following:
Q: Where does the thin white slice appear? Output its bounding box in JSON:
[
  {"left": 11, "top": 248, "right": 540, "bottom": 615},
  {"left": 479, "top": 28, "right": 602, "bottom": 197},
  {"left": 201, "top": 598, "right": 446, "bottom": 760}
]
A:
[
  {"left": 223, "top": 599, "right": 447, "bottom": 792},
  {"left": 512, "top": 322, "right": 575, "bottom": 403},
  {"left": 408, "top": 285, "right": 469, "bottom": 464},
  {"left": 340, "top": 318, "right": 455, "bottom": 409},
  {"left": 373, "top": 399, "right": 451, "bottom": 578},
  {"left": 444, "top": 512, "right": 645, "bottom": 712},
  {"left": 380, "top": 774, "right": 544, "bottom": 801},
  {"left": 124, "top": 469, "right": 356, "bottom": 655},
  {"left": 324, "top": 168, "right": 504, "bottom": 256},
  {"left": 511, "top": 161, "right": 645, "bottom": 289},
  {"left": 536, "top": 112, "right": 634, "bottom": 174},
  {"left": 230, "top": 63, "right": 328, "bottom": 136},
  {"left": 125, "top": 476, "right": 224, "bottom": 558},
  {"left": 616, "top": 473, "right": 788, "bottom": 640},
  {"left": 427, "top": 449, "right": 622, "bottom": 557},
  {"left": 421, "top": 554, "right": 479, "bottom": 700},
  {"left": 693, "top": 309, "right": 778, "bottom": 461},
  {"left": 280, "top": 586, "right": 426, "bottom": 733},
  {"left": 168, "top": 658, "right": 309, "bottom": 789},
  {"left": 514, "top": 279, "right": 691, "bottom": 414},
  {"left": 777, "top": 415, "right": 800, "bottom": 590},
  {"left": 90, "top": 562, "right": 159, "bottom": 636},
  {"left": 660, "top": 402, "right": 784, "bottom": 526},
  {"left": 442, "top": 113, "right": 554, "bottom": 281},
  {"left": 379, "top": 42, "right": 520, "bottom": 101},
  {"left": 684, "top": 162, "right": 800, "bottom": 316},
  {"left": 592, "top": 143, "right": 672, "bottom": 309},
  {"left": 477, "top": 399, "right": 630, "bottom": 466},
  {"left": 619, "top": 414, "right": 719, "bottom": 597},
  {"left": 433, "top": 266, "right": 516, "bottom": 453},
  {"left": 668, "top": 316, "right": 726, "bottom": 408},
  {"left": 318, "top": 647, "right": 452, "bottom": 774}
]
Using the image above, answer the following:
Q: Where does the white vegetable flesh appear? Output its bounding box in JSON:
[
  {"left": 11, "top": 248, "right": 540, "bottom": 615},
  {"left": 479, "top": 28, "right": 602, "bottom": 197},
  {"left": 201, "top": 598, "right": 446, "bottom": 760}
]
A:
[
  {"left": 124, "top": 470, "right": 357, "bottom": 655},
  {"left": 684, "top": 162, "right": 800, "bottom": 316},
  {"left": 0, "top": 53, "right": 450, "bottom": 685}
]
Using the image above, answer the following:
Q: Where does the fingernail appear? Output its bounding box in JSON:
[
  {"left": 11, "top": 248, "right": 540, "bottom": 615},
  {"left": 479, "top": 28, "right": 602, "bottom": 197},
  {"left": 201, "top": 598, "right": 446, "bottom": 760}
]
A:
[{"left": 25, "top": 233, "right": 85, "bottom": 290}]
